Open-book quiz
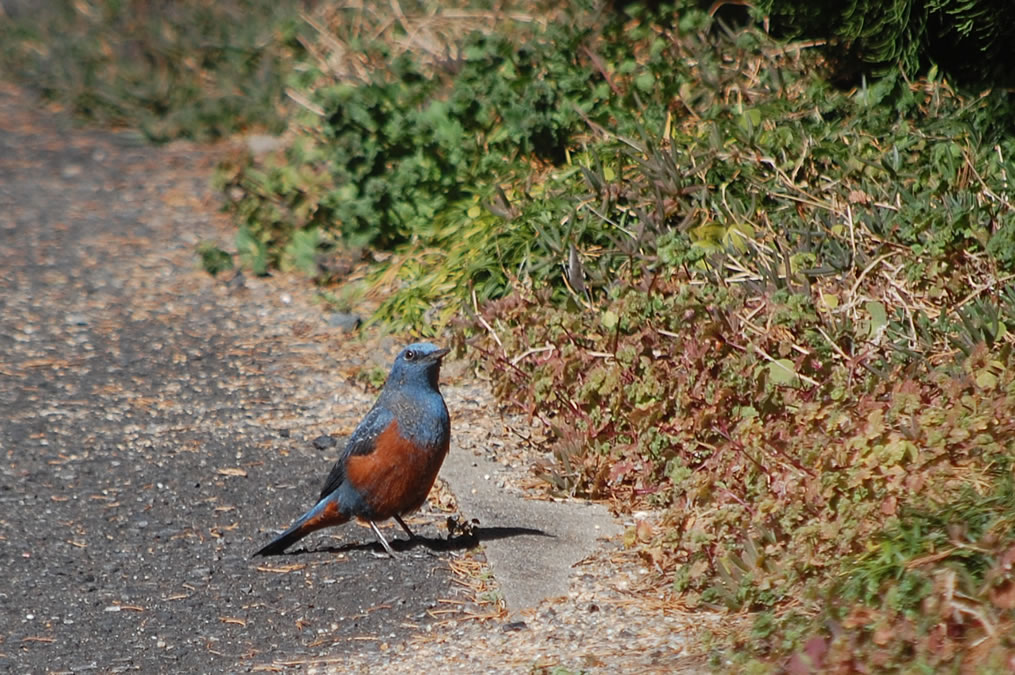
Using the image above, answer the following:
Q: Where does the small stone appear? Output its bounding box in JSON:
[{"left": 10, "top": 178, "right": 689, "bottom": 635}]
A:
[
  {"left": 190, "top": 567, "right": 212, "bottom": 580},
  {"left": 227, "top": 270, "right": 246, "bottom": 291},
  {"left": 503, "top": 621, "right": 528, "bottom": 632},
  {"left": 312, "top": 435, "right": 337, "bottom": 450},
  {"left": 327, "top": 312, "right": 362, "bottom": 333}
]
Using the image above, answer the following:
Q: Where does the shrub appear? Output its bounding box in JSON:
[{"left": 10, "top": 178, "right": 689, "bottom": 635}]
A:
[{"left": 756, "top": 0, "right": 1015, "bottom": 86}]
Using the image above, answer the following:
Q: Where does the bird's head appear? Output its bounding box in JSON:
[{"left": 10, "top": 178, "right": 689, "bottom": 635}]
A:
[{"left": 385, "top": 342, "right": 450, "bottom": 392}]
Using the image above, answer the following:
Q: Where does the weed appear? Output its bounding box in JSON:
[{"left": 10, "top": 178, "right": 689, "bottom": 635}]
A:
[
  {"left": 197, "top": 242, "right": 234, "bottom": 277},
  {"left": 450, "top": 8, "right": 1015, "bottom": 668},
  {"left": 757, "top": 0, "right": 1015, "bottom": 87}
]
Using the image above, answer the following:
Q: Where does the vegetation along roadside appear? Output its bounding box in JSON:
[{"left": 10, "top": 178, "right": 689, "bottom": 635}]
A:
[{"left": 4, "top": 0, "right": 1015, "bottom": 669}]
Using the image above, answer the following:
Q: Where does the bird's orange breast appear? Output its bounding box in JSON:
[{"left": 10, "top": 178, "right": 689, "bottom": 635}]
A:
[{"left": 344, "top": 420, "right": 448, "bottom": 520}]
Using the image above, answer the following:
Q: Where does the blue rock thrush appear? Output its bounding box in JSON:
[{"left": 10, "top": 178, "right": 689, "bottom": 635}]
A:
[{"left": 254, "top": 342, "right": 451, "bottom": 557}]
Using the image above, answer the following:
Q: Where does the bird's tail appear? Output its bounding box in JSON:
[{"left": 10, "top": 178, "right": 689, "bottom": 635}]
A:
[{"left": 253, "top": 497, "right": 348, "bottom": 557}]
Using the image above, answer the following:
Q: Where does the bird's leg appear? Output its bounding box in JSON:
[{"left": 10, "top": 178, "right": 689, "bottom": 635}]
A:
[
  {"left": 395, "top": 515, "right": 438, "bottom": 557},
  {"left": 393, "top": 515, "right": 416, "bottom": 540},
  {"left": 368, "top": 521, "right": 397, "bottom": 557}
]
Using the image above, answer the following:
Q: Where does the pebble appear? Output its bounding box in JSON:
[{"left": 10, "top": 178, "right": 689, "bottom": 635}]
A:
[
  {"left": 327, "top": 312, "right": 362, "bottom": 332},
  {"left": 313, "top": 435, "right": 338, "bottom": 450}
]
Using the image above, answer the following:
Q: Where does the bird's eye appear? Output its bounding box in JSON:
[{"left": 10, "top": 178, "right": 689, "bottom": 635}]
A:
[{"left": 404, "top": 350, "right": 416, "bottom": 361}]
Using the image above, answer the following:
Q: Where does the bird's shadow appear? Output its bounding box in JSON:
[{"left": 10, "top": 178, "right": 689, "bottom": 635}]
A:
[{"left": 278, "top": 525, "right": 549, "bottom": 558}]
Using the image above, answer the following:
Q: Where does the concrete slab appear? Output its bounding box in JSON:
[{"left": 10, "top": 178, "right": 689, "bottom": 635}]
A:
[{"left": 440, "top": 445, "right": 623, "bottom": 613}]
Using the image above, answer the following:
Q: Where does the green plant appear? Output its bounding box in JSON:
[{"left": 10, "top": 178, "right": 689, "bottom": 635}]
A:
[
  {"left": 449, "top": 9, "right": 1015, "bottom": 663},
  {"left": 755, "top": 0, "right": 1015, "bottom": 86},
  {"left": 217, "top": 5, "right": 622, "bottom": 258},
  {"left": 218, "top": 1, "right": 727, "bottom": 299},
  {"left": 197, "top": 242, "right": 234, "bottom": 277}
]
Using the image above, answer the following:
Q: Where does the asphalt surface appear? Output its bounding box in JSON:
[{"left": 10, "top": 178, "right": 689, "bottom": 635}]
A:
[{"left": 0, "top": 85, "right": 479, "bottom": 672}]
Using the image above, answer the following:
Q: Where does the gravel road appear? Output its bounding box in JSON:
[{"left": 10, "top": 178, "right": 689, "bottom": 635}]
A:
[{"left": 0, "top": 83, "right": 479, "bottom": 673}]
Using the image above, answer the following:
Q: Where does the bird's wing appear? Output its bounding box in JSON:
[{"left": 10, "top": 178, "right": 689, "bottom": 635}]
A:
[{"left": 317, "top": 402, "right": 394, "bottom": 501}]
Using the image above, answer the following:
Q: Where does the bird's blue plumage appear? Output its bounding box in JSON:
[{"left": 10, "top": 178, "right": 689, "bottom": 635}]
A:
[{"left": 254, "top": 342, "right": 451, "bottom": 557}]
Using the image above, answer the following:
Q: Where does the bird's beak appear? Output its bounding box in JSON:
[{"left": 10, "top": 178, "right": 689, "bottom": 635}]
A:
[{"left": 429, "top": 347, "right": 450, "bottom": 361}]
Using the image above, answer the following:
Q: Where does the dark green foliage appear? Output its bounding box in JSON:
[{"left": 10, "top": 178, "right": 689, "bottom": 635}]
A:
[
  {"left": 757, "top": 0, "right": 1015, "bottom": 86},
  {"left": 219, "top": 17, "right": 624, "bottom": 256},
  {"left": 197, "top": 242, "right": 234, "bottom": 277},
  {"left": 988, "top": 221, "right": 1015, "bottom": 272},
  {"left": 221, "top": 0, "right": 1015, "bottom": 313},
  {"left": 235, "top": 225, "right": 269, "bottom": 276}
]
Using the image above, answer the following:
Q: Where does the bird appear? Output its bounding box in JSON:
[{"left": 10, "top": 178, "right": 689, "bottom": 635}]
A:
[{"left": 253, "top": 342, "right": 451, "bottom": 558}]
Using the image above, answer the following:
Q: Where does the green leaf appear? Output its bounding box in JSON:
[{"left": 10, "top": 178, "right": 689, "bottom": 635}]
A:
[
  {"left": 737, "top": 405, "right": 758, "bottom": 419},
  {"left": 975, "top": 369, "right": 998, "bottom": 389},
  {"left": 280, "top": 227, "right": 320, "bottom": 277},
  {"left": 236, "top": 225, "right": 269, "bottom": 276},
  {"left": 197, "top": 242, "right": 234, "bottom": 277},
  {"left": 767, "top": 359, "right": 799, "bottom": 387},
  {"left": 866, "top": 301, "right": 888, "bottom": 339},
  {"left": 634, "top": 71, "right": 655, "bottom": 92},
  {"left": 723, "top": 223, "right": 754, "bottom": 254}
]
